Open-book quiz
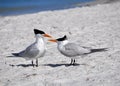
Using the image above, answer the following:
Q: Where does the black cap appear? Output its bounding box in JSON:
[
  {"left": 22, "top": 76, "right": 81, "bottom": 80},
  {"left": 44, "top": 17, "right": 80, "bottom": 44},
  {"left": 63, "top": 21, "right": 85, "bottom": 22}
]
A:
[
  {"left": 57, "top": 35, "right": 67, "bottom": 41},
  {"left": 34, "top": 29, "right": 45, "bottom": 34}
]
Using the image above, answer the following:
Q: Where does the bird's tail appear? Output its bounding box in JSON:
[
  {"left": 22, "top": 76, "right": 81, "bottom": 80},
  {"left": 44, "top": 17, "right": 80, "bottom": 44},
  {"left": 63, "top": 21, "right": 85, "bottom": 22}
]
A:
[
  {"left": 7, "top": 53, "right": 20, "bottom": 57},
  {"left": 90, "top": 48, "right": 108, "bottom": 53}
]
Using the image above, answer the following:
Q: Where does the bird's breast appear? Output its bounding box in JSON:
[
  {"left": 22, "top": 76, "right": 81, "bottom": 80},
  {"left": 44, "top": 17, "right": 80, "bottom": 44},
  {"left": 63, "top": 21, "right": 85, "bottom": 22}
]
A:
[{"left": 36, "top": 43, "right": 46, "bottom": 57}]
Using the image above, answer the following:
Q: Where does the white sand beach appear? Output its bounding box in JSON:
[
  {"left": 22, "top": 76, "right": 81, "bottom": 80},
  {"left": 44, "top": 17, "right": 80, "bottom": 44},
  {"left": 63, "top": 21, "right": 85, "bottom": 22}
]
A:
[{"left": 0, "top": 1, "right": 120, "bottom": 86}]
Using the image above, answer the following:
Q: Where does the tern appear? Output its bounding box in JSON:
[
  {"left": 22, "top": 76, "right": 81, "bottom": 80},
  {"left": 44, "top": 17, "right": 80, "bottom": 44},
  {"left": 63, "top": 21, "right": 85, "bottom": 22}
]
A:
[
  {"left": 12, "top": 29, "right": 52, "bottom": 67},
  {"left": 49, "top": 35, "right": 107, "bottom": 65}
]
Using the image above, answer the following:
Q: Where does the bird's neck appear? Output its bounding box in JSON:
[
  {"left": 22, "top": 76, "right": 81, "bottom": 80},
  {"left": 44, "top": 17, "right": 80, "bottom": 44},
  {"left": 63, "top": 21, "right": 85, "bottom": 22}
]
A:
[
  {"left": 35, "top": 37, "right": 45, "bottom": 45},
  {"left": 62, "top": 40, "right": 69, "bottom": 45},
  {"left": 58, "top": 40, "right": 69, "bottom": 47}
]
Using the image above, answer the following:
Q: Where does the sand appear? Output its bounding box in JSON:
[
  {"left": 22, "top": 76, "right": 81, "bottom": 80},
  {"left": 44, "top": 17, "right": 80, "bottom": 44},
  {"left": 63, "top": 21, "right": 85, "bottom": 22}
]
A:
[{"left": 0, "top": 1, "right": 120, "bottom": 86}]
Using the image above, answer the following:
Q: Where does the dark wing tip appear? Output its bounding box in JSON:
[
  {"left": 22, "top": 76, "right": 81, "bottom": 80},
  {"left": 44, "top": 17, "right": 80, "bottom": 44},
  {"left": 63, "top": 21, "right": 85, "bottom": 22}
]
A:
[
  {"left": 12, "top": 53, "right": 19, "bottom": 56},
  {"left": 91, "top": 48, "right": 108, "bottom": 53}
]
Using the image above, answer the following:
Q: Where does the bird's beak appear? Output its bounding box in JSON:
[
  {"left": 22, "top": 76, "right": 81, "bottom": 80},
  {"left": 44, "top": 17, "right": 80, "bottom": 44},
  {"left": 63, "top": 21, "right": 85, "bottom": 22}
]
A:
[
  {"left": 43, "top": 34, "right": 52, "bottom": 38},
  {"left": 48, "top": 39, "right": 57, "bottom": 42}
]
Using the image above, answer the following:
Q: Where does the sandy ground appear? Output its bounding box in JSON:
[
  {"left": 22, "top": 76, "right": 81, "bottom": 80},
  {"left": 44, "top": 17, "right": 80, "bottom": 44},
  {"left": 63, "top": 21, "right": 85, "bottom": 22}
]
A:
[{"left": 0, "top": 1, "right": 120, "bottom": 86}]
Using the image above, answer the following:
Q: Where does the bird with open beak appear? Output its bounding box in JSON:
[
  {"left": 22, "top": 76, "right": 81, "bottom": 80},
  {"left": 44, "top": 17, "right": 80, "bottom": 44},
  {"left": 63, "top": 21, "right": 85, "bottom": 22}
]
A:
[
  {"left": 12, "top": 29, "right": 52, "bottom": 67},
  {"left": 49, "top": 35, "right": 107, "bottom": 65}
]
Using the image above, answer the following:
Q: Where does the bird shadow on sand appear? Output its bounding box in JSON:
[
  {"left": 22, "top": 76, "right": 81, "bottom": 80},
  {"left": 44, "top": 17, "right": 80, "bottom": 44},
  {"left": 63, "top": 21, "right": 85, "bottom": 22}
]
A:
[
  {"left": 43, "top": 63, "right": 80, "bottom": 67},
  {"left": 7, "top": 56, "right": 14, "bottom": 57},
  {"left": 9, "top": 64, "right": 35, "bottom": 67}
]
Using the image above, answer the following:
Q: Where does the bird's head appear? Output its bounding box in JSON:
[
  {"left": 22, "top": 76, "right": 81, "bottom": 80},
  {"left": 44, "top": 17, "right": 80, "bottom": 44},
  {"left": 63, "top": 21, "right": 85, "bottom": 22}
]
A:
[
  {"left": 48, "top": 35, "right": 68, "bottom": 44},
  {"left": 34, "top": 29, "right": 52, "bottom": 38}
]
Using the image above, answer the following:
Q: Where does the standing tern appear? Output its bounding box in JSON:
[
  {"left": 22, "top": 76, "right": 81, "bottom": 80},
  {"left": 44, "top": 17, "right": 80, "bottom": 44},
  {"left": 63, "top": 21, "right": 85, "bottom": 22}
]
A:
[
  {"left": 12, "top": 29, "right": 52, "bottom": 67},
  {"left": 49, "top": 35, "right": 107, "bottom": 65}
]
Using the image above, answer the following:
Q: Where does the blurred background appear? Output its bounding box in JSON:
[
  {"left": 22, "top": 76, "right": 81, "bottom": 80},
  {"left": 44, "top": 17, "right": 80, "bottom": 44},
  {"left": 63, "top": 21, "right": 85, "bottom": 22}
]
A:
[{"left": 0, "top": 0, "right": 94, "bottom": 16}]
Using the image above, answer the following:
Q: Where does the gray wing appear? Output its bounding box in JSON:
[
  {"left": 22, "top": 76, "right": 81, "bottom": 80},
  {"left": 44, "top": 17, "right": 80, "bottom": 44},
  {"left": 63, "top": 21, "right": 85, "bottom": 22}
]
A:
[
  {"left": 18, "top": 43, "right": 39, "bottom": 58},
  {"left": 61, "top": 43, "right": 91, "bottom": 57}
]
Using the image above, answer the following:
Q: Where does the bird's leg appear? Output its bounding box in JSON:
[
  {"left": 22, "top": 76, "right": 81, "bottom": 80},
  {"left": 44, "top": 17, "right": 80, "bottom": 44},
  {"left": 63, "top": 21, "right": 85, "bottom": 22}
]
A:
[
  {"left": 36, "top": 58, "right": 38, "bottom": 67},
  {"left": 31, "top": 60, "right": 34, "bottom": 67},
  {"left": 73, "top": 59, "right": 76, "bottom": 65},
  {"left": 70, "top": 59, "right": 73, "bottom": 65}
]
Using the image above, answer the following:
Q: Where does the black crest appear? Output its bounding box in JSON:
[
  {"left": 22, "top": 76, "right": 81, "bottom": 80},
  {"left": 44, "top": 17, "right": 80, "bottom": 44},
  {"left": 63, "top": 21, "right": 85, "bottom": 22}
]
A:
[
  {"left": 57, "top": 35, "right": 67, "bottom": 41},
  {"left": 34, "top": 29, "right": 45, "bottom": 34}
]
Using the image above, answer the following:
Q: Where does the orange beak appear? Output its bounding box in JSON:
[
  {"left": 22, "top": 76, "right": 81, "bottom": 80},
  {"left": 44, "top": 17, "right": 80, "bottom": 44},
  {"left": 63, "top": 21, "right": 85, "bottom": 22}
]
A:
[
  {"left": 43, "top": 34, "right": 52, "bottom": 38},
  {"left": 48, "top": 39, "right": 57, "bottom": 42}
]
